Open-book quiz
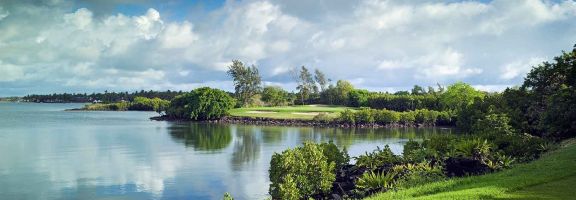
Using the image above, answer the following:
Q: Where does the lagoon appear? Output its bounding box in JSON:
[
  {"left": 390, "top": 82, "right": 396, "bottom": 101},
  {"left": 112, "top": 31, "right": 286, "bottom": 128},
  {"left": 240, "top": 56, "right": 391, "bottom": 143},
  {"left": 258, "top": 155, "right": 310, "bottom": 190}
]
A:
[{"left": 0, "top": 102, "right": 454, "bottom": 200}]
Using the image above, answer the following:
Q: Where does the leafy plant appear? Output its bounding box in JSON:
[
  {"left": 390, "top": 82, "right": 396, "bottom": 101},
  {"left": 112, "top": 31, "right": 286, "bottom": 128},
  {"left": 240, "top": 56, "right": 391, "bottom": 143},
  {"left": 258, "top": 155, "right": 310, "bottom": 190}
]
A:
[
  {"left": 355, "top": 145, "right": 400, "bottom": 170},
  {"left": 269, "top": 142, "right": 340, "bottom": 199},
  {"left": 355, "top": 170, "right": 397, "bottom": 191},
  {"left": 454, "top": 138, "right": 492, "bottom": 161},
  {"left": 394, "top": 162, "right": 446, "bottom": 188}
]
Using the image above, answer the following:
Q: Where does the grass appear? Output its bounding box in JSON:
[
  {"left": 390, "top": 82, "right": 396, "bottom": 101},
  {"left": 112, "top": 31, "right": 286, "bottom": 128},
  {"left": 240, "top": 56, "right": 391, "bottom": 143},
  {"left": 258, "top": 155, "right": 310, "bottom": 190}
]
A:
[
  {"left": 228, "top": 104, "right": 352, "bottom": 120},
  {"left": 367, "top": 139, "right": 576, "bottom": 200}
]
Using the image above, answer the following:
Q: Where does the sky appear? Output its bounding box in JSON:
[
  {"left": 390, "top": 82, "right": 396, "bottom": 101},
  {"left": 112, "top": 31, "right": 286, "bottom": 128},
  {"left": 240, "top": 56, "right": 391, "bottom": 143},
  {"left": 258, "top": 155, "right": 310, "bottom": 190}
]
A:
[{"left": 1, "top": 0, "right": 576, "bottom": 96}]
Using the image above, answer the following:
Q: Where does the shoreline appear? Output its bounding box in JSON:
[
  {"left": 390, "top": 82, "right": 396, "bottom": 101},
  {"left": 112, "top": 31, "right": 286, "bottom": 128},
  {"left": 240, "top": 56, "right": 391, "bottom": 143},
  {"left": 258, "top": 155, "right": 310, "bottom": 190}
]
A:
[{"left": 150, "top": 115, "right": 449, "bottom": 128}]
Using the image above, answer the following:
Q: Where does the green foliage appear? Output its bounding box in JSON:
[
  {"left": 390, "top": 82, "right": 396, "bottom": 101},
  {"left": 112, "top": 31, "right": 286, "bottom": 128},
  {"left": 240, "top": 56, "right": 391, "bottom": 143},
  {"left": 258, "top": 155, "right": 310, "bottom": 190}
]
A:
[
  {"left": 366, "top": 93, "right": 441, "bottom": 111},
  {"left": 320, "top": 141, "right": 350, "bottom": 169},
  {"left": 374, "top": 109, "right": 400, "bottom": 124},
  {"left": 348, "top": 89, "right": 371, "bottom": 107},
  {"left": 166, "top": 87, "right": 236, "bottom": 120},
  {"left": 471, "top": 113, "right": 516, "bottom": 135},
  {"left": 394, "top": 162, "right": 446, "bottom": 188},
  {"left": 269, "top": 142, "right": 346, "bottom": 199},
  {"left": 399, "top": 112, "right": 416, "bottom": 124},
  {"left": 338, "top": 109, "right": 356, "bottom": 124},
  {"left": 454, "top": 138, "right": 493, "bottom": 161},
  {"left": 261, "top": 86, "right": 290, "bottom": 106},
  {"left": 223, "top": 192, "right": 234, "bottom": 200},
  {"left": 355, "top": 145, "right": 401, "bottom": 170},
  {"left": 227, "top": 60, "right": 262, "bottom": 107},
  {"left": 422, "top": 134, "right": 458, "bottom": 157},
  {"left": 356, "top": 108, "right": 375, "bottom": 124},
  {"left": 321, "top": 80, "right": 355, "bottom": 105},
  {"left": 355, "top": 170, "right": 398, "bottom": 191},
  {"left": 312, "top": 113, "right": 334, "bottom": 123},
  {"left": 440, "top": 82, "right": 485, "bottom": 111}
]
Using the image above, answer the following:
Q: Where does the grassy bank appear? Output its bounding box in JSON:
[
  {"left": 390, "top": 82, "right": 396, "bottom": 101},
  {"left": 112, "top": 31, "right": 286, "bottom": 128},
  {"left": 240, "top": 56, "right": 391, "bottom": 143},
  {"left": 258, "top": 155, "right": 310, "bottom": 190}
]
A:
[
  {"left": 228, "top": 105, "right": 351, "bottom": 120},
  {"left": 367, "top": 139, "right": 576, "bottom": 200}
]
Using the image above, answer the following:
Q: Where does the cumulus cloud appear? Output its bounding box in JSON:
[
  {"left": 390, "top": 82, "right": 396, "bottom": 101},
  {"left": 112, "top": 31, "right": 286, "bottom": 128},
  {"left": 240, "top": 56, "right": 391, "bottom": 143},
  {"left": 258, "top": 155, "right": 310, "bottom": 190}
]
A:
[{"left": 0, "top": 0, "right": 576, "bottom": 96}]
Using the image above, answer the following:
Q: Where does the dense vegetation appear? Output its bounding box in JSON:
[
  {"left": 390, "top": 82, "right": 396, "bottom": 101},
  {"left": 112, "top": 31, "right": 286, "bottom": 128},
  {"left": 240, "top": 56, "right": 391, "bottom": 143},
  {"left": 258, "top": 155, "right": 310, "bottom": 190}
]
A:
[
  {"left": 264, "top": 45, "right": 576, "bottom": 199},
  {"left": 165, "top": 87, "right": 236, "bottom": 120},
  {"left": 80, "top": 96, "right": 169, "bottom": 114},
  {"left": 23, "top": 90, "right": 183, "bottom": 103}
]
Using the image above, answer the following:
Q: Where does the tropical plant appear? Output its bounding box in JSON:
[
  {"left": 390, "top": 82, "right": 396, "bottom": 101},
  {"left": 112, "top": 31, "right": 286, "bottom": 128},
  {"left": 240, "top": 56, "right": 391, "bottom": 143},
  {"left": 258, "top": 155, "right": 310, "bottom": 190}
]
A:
[
  {"left": 355, "top": 145, "right": 400, "bottom": 170},
  {"left": 166, "top": 87, "right": 236, "bottom": 120},
  {"left": 355, "top": 170, "right": 398, "bottom": 191},
  {"left": 269, "top": 142, "right": 340, "bottom": 199}
]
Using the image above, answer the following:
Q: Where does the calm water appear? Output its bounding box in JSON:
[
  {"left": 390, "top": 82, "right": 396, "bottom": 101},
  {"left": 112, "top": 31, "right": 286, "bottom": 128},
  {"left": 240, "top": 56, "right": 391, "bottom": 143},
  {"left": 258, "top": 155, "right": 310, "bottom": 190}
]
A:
[{"left": 0, "top": 102, "right": 454, "bottom": 200}]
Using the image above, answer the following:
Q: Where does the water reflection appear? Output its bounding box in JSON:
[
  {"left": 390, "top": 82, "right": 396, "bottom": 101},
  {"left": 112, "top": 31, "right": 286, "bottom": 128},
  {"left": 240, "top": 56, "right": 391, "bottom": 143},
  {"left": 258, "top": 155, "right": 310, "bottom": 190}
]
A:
[
  {"left": 231, "top": 126, "right": 262, "bottom": 171},
  {"left": 0, "top": 103, "right": 456, "bottom": 200},
  {"left": 168, "top": 122, "right": 232, "bottom": 152}
]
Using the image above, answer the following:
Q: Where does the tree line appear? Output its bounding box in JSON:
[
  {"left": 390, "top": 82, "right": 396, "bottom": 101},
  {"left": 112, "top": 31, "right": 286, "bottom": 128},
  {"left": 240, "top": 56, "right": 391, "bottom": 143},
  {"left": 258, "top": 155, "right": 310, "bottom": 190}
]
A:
[{"left": 23, "top": 90, "right": 184, "bottom": 103}]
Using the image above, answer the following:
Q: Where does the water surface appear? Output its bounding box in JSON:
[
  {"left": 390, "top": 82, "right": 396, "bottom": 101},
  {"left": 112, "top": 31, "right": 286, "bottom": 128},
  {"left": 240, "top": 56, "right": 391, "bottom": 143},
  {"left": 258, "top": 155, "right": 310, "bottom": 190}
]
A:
[{"left": 0, "top": 102, "right": 454, "bottom": 199}]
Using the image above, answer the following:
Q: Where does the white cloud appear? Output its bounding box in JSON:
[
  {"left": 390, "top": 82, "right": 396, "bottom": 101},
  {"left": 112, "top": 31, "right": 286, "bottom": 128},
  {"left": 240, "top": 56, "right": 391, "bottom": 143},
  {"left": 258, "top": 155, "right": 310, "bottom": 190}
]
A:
[{"left": 0, "top": 0, "right": 575, "bottom": 95}]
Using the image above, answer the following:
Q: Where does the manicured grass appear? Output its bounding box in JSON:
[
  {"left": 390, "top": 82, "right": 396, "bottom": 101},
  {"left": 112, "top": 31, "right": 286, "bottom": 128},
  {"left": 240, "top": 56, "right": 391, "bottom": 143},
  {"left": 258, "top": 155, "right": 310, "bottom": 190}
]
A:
[
  {"left": 228, "top": 105, "right": 352, "bottom": 120},
  {"left": 367, "top": 139, "right": 576, "bottom": 200}
]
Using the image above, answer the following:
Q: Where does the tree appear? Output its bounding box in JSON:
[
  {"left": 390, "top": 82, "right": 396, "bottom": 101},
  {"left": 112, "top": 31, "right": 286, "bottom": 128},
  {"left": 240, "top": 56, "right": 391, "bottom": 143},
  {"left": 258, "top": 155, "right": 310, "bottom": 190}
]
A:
[
  {"left": 227, "top": 60, "right": 262, "bottom": 107},
  {"left": 334, "top": 80, "right": 354, "bottom": 105},
  {"left": 261, "top": 86, "right": 289, "bottom": 106},
  {"left": 411, "top": 85, "right": 426, "bottom": 95},
  {"left": 314, "top": 69, "right": 328, "bottom": 92},
  {"left": 295, "top": 66, "right": 317, "bottom": 104},
  {"left": 166, "top": 87, "right": 236, "bottom": 120},
  {"left": 440, "top": 82, "right": 485, "bottom": 111}
]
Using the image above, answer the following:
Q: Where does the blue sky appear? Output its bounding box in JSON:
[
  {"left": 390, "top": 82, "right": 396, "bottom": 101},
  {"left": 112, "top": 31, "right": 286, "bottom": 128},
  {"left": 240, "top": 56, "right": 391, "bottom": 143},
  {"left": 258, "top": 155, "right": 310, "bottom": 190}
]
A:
[{"left": 1, "top": 0, "right": 576, "bottom": 96}]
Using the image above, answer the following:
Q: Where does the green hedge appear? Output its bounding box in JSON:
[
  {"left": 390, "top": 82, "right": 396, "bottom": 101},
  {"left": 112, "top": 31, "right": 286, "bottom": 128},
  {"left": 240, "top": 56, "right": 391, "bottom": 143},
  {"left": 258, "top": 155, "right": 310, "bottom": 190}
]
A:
[{"left": 337, "top": 108, "right": 453, "bottom": 126}]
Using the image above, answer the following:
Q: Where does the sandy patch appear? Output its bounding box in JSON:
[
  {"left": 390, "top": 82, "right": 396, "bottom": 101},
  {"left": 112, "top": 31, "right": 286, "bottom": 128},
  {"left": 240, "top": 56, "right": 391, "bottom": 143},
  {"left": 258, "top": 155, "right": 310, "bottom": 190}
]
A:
[
  {"left": 246, "top": 111, "right": 277, "bottom": 114},
  {"left": 292, "top": 112, "right": 321, "bottom": 116}
]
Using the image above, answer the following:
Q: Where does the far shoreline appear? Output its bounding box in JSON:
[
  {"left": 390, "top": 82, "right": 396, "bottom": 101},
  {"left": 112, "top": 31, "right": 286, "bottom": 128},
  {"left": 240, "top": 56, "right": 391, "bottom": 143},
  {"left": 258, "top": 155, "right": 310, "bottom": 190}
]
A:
[{"left": 150, "top": 115, "right": 451, "bottom": 129}]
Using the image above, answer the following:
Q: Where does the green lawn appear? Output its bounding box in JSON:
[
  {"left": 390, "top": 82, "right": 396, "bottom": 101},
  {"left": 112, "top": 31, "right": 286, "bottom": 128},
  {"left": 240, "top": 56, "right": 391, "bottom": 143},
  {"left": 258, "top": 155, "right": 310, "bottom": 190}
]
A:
[
  {"left": 228, "top": 105, "right": 352, "bottom": 120},
  {"left": 367, "top": 139, "right": 576, "bottom": 200}
]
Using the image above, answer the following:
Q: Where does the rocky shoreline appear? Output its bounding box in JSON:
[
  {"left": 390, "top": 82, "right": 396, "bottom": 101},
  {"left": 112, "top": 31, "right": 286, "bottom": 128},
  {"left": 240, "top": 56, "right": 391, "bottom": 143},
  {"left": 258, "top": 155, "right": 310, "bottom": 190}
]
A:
[{"left": 150, "top": 115, "right": 445, "bottom": 128}]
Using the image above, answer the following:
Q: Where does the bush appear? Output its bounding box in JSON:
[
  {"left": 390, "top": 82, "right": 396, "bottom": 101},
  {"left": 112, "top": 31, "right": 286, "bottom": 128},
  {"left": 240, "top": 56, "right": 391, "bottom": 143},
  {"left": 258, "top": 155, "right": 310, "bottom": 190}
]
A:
[
  {"left": 355, "top": 145, "right": 400, "bottom": 170},
  {"left": 338, "top": 109, "right": 356, "bottom": 124},
  {"left": 374, "top": 109, "right": 400, "bottom": 124},
  {"left": 261, "top": 86, "right": 289, "bottom": 106},
  {"left": 394, "top": 162, "right": 445, "bottom": 188},
  {"left": 399, "top": 112, "right": 416, "bottom": 124},
  {"left": 454, "top": 138, "right": 493, "bottom": 162},
  {"left": 355, "top": 170, "right": 397, "bottom": 191},
  {"left": 356, "top": 108, "right": 375, "bottom": 124},
  {"left": 269, "top": 142, "right": 347, "bottom": 199},
  {"left": 166, "top": 87, "right": 236, "bottom": 120},
  {"left": 312, "top": 113, "right": 334, "bottom": 123},
  {"left": 472, "top": 113, "right": 516, "bottom": 135},
  {"left": 422, "top": 134, "right": 458, "bottom": 157},
  {"left": 320, "top": 141, "right": 350, "bottom": 169}
]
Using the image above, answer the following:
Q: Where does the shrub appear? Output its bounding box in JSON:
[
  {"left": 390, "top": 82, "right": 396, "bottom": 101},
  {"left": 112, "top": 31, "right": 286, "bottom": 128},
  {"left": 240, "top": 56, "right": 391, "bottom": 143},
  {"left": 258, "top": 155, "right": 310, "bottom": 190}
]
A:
[
  {"left": 355, "top": 145, "right": 400, "bottom": 170},
  {"left": 166, "top": 87, "right": 236, "bottom": 120},
  {"left": 312, "top": 113, "right": 334, "bottom": 123},
  {"left": 269, "top": 142, "right": 344, "bottom": 199},
  {"left": 454, "top": 138, "right": 493, "bottom": 162},
  {"left": 261, "top": 86, "right": 290, "bottom": 106},
  {"left": 399, "top": 112, "right": 416, "bottom": 124},
  {"left": 320, "top": 141, "right": 350, "bottom": 169},
  {"left": 355, "top": 170, "right": 397, "bottom": 191},
  {"left": 374, "top": 109, "right": 400, "bottom": 124},
  {"left": 338, "top": 109, "right": 356, "bottom": 124},
  {"left": 356, "top": 108, "right": 375, "bottom": 124},
  {"left": 472, "top": 113, "right": 516, "bottom": 135},
  {"left": 422, "top": 134, "right": 458, "bottom": 157},
  {"left": 402, "top": 140, "right": 420, "bottom": 159},
  {"left": 395, "top": 162, "right": 446, "bottom": 188}
]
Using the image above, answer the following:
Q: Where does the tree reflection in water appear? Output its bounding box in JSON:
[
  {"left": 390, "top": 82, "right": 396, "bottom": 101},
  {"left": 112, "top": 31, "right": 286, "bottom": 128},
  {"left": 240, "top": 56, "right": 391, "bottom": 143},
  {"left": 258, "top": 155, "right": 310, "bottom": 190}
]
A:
[
  {"left": 231, "top": 125, "right": 261, "bottom": 171},
  {"left": 168, "top": 122, "right": 232, "bottom": 152}
]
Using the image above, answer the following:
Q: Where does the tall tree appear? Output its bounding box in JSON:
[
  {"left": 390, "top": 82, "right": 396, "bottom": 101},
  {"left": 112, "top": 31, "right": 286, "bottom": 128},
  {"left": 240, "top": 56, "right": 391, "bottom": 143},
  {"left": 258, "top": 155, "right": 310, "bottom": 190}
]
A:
[
  {"left": 314, "top": 69, "right": 328, "bottom": 92},
  {"left": 295, "top": 66, "right": 316, "bottom": 104},
  {"left": 411, "top": 85, "right": 425, "bottom": 95},
  {"left": 227, "top": 60, "right": 262, "bottom": 107}
]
